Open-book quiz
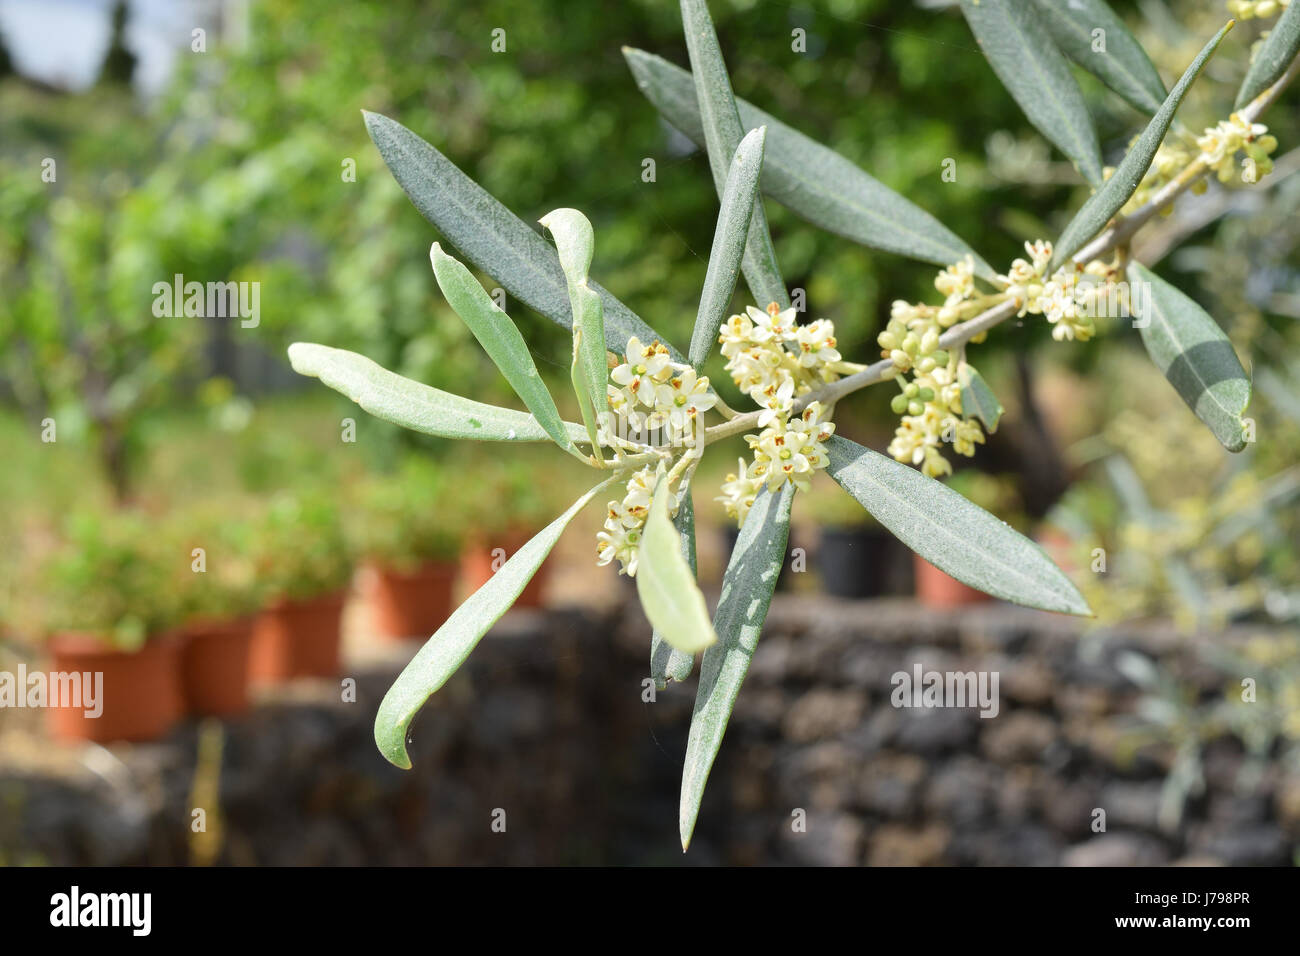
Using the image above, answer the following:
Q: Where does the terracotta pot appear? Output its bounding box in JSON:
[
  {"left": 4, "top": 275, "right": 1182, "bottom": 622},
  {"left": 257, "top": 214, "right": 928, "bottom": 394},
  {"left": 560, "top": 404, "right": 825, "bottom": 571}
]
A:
[
  {"left": 1035, "top": 526, "right": 1081, "bottom": 578},
  {"left": 46, "top": 632, "right": 183, "bottom": 743},
  {"left": 913, "top": 553, "right": 992, "bottom": 608},
  {"left": 249, "top": 591, "right": 345, "bottom": 683},
  {"left": 179, "top": 616, "right": 255, "bottom": 717},
  {"left": 361, "top": 560, "right": 457, "bottom": 640},
  {"left": 463, "top": 532, "right": 547, "bottom": 608}
]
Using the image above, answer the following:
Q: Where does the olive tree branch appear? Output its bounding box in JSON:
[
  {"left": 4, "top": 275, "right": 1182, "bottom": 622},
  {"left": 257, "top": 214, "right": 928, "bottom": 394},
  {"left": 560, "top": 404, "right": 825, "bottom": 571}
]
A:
[{"left": 702, "top": 54, "right": 1300, "bottom": 449}]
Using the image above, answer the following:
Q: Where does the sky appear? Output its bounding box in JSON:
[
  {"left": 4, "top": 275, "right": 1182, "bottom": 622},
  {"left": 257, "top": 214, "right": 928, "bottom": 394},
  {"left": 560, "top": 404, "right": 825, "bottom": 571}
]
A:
[{"left": 0, "top": 0, "right": 236, "bottom": 96}]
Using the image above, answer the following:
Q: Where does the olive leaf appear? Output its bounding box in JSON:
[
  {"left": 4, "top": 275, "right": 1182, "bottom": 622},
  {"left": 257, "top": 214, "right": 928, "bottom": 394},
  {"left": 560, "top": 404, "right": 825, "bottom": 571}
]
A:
[
  {"left": 689, "top": 127, "right": 765, "bottom": 371},
  {"left": 680, "top": 483, "right": 794, "bottom": 851},
  {"left": 650, "top": 492, "right": 700, "bottom": 687},
  {"left": 1129, "top": 263, "right": 1251, "bottom": 453},
  {"left": 636, "top": 476, "right": 718, "bottom": 656},
  {"left": 287, "top": 342, "right": 590, "bottom": 445},
  {"left": 622, "top": 48, "right": 996, "bottom": 280},
  {"left": 680, "top": 0, "right": 788, "bottom": 310},
  {"left": 430, "top": 243, "right": 577, "bottom": 456},
  {"left": 1050, "top": 21, "right": 1233, "bottom": 270},
  {"left": 959, "top": 365, "right": 1004, "bottom": 433},
  {"left": 1235, "top": 0, "right": 1300, "bottom": 108},
  {"left": 375, "top": 478, "right": 615, "bottom": 769},
  {"left": 540, "top": 208, "right": 609, "bottom": 458},
  {"left": 960, "top": 0, "right": 1104, "bottom": 185},
  {"left": 363, "top": 110, "right": 678, "bottom": 359},
  {"left": 825, "top": 436, "right": 1091, "bottom": 616},
  {"left": 1031, "top": 0, "right": 1167, "bottom": 114}
]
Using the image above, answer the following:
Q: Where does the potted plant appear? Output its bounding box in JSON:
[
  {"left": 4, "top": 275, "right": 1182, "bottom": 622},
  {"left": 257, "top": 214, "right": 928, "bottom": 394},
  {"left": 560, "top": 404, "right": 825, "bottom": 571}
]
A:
[
  {"left": 37, "top": 510, "right": 184, "bottom": 743},
  {"left": 461, "top": 457, "right": 555, "bottom": 607},
  {"left": 248, "top": 488, "right": 353, "bottom": 682},
  {"left": 806, "top": 478, "right": 900, "bottom": 598},
  {"left": 170, "top": 507, "right": 263, "bottom": 717},
  {"left": 349, "top": 457, "right": 462, "bottom": 641}
]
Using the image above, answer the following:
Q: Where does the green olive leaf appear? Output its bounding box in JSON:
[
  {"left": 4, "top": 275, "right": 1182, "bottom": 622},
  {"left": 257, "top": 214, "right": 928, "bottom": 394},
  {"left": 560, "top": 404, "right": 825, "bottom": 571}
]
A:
[
  {"left": 1236, "top": 0, "right": 1300, "bottom": 108},
  {"left": 1130, "top": 263, "right": 1251, "bottom": 453},
  {"left": 1031, "top": 0, "right": 1167, "bottom": 114},
  {"left": 680, "top": 0, "right": 788, "bottom": 309},
  {"left": 826, "top": 436, "right": 1091, "bottom": 615},
  {"left": 287, "top": 342, "right": 589, "bottom": 445},
  {"left": 1051, "top": 21, "right": 1233, "bottom": 270},
  {"left": 430, "top": 243, "right": 576, "bottom": 455},
  {"left": 375, "top": 478, "right": 614, "bottom": 769},
  {"left": 636, "top": 476, "right": 718, "bottom": 656},
  {"left": 679, "top": 483, "right": 794, "bottom": 850},
  {"left": 961, "top": 0, "right": 1104, "bottom": 185}
]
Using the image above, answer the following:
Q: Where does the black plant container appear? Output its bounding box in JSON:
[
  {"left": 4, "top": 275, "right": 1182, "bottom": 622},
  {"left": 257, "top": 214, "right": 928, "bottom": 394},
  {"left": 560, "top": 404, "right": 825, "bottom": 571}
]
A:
[{"left": 816, "top": 526, "right": 903, "bottom": 598}]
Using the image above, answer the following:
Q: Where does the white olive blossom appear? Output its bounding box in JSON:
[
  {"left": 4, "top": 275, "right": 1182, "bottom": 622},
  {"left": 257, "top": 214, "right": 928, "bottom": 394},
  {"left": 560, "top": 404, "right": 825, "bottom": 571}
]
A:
[{"left": 711, "top": 305, "right": 845, "bottom": 525}]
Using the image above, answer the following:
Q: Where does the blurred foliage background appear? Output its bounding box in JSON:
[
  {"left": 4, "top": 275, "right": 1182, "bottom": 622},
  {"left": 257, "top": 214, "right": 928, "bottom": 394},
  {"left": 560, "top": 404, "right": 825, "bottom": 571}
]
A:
[{"left": 0, "top": 0, "right": 1297, "bottom": 650}]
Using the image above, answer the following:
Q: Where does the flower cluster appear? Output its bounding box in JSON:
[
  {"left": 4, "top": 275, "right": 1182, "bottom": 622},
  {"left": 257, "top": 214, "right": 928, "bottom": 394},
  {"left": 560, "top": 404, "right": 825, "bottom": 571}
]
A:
[
  {"left": 605, "top": 336, "right": 717, "bottom": 446},
  {"left": 879, "top": 256, "right": 1006, "bottom": 478},
  {"left": 999, "top": 240, "right": 1105, "bottom": 344},
  {"left": 1227, "top": 0, "right": 1289, "bottom": 19},
  {"left": 1117, "top": 114, "right": 1278, "bottom": 217},
  {"left": 882, "top": 242, "right": 1124, "bottom": 478},
  {"left": 718, "top": 401, "right": 836, "bottom": 524},
  {"left": 596, "top": 465, "right": 664, "bottom": 577},
  {"left": 1197, "top": 113, "right": 1277, "bottom": 183},
  {"left": 885, "top": 365, "right": 981, "bottom": 479},
  {"left": 715, "top": 304, "right": 843, "bottom": 525},
  {"left": 593, "top": 338, "right": 719, "bottom": 576},
  {"left": 878, "top": 255, "right": 993, "bottom": 378}
]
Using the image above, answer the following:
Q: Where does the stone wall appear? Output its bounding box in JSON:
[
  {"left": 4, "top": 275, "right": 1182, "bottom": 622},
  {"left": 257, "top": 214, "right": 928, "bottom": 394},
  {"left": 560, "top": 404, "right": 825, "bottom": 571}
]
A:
[{"left": 1, "top": 598, "right": 1295, "bottom": 865}]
